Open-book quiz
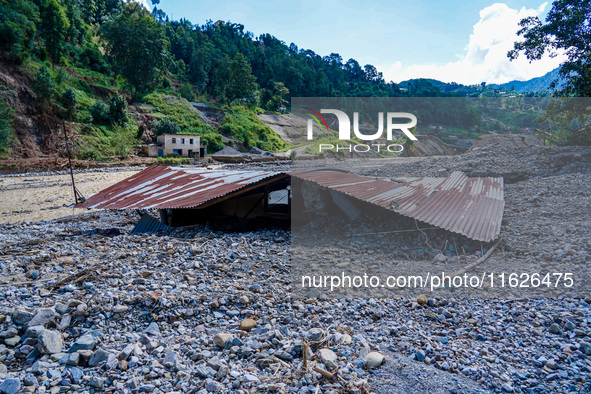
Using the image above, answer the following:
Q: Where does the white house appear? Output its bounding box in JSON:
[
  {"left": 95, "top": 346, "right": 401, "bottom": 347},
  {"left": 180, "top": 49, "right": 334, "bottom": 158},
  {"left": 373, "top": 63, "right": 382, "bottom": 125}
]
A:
[{"left": 140, "top": 134, "right": 204, "bottom": 158}]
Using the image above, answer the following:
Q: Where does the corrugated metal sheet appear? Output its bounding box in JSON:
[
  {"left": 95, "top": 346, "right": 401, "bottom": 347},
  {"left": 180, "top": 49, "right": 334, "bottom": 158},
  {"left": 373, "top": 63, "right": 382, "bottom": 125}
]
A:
[
  {"left": 78, "top": 166, "right": 503, "bottom": 242},
  {"left": 131, "top": 213, "right": 170, "bottom": 234},
  {"left": 76, "top": 165, "right": 288, "bottom": 210},
  {"left": 292, "top": 170, "right": 504, "bottom": 242}
]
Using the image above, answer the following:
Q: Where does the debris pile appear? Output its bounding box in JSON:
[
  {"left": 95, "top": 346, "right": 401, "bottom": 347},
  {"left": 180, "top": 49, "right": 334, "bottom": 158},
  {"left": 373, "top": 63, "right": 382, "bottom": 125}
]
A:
[{"left": 0, "top": 208, "right": 589, "bottom": 392}]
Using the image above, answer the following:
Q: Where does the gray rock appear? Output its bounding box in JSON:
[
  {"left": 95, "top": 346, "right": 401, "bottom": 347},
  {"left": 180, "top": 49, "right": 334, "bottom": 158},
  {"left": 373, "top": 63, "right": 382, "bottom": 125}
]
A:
[
  {"left": 3, "top": 336, "right": 20, "bottom": 347},
  {"left": 112, "top": 304, "right": 128, "bottom": 313},
  {"left": 206, "top": 356, "right": 223, "bottom": 371},
  {"left": 68, "top": 330, "right": 102, "bottom": 353},
  {"left": 213, "top": 333, "right": 234, "bottom": 348},
  {"left": 243, "top": 373, "right": 259, "bottom": 383},
  {"left": 0, "top": 378, "right": 20, "bottom": 394},
  {"left": 31, "top": 361, "right": 52, "bottom": 375},
  {"left": 37, "top": 330, "right": 64, "bottom": 354},
  {"left": 23, "top": 374, "right": 37, "bottom": 387},
  {"left": 145, "top": 322, "right": 160, "bottom": 337},
  {"left": 25, "top": 325, "right": 45, "bottom": 338},
  {"left": 105, "top": 353, "right": 118, "bottom": 369},
  {"left": 60, "top": 352, "right": 79, "bottom": 366},
  {"left": 163, "top": 351, "right": 178, "bottom": 368},
  {"left": 88, "top": 348, "right": 111, "bottom": 367},
  {"left": 205, "top": 378, "right": 221, "bottom": 392},
  {"left": 364, "top": 351, "right": 384, "bottom": 369},
  {"left": 318, "top": 348, "right": 338, "bottom": 369},
  {"left": 59, "top": 314, "right": 71, "bottom": 330},
  {"left": 433, "top": 253, "right": 447, "bottom": 263},
  {"left": 118, "top": 344, "right": 135, "bottom": 360},
  {"left": 128, "top": 356, "right": 140, "bottom": 368},
  {"left": 415, "top": 350, "right": 426, "bottom": 362},
  {"left": 194, "top": 365, "right": 211, "bottom": 378},
  {"left": 548, "top": 323, "right": 562, "bottom": 334},
  {"left": 216, "top": 365, "right": 229, "bottom": 380},
  {"left": 12, "top": 309, "right": 34, "bottom": 325},
  {"left": 67, "top": 367, "right": 83, "bottom": 383},
  {"left": 89, "top": 376, "right": 105, "bottom": 388},
  {"left": 27, "top": 308, "right": 57, "bottom": 328},
  {"left": 308, "top": 328, "right": 324, "bottom": 341},
  {"left": 125, "top": 376, "right": 139, "bottom": 389}
]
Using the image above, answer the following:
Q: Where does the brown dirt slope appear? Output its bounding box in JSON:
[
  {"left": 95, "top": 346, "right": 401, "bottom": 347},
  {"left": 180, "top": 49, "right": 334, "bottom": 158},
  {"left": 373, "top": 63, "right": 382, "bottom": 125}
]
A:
[
  {"left": 0, "top": 58, "right": 63, "bottom": 159},
  {"left": 257, "top": 113, "right": 327, "bottom": 144}
]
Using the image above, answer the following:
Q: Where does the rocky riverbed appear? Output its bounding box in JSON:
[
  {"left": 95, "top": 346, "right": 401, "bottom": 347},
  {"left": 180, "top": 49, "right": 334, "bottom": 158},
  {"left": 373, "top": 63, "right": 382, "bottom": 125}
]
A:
[{"left": 0, "top": 142, "right": 590, "bottom": 393}]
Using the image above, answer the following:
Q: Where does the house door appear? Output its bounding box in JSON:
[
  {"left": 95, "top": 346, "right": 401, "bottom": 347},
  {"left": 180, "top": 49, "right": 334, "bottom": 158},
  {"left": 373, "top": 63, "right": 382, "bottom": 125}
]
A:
[
  {"left": 188, "top": 150, "right": 193, "bottom": 158},
  {"left": 157, "top": 149, "right": 163, "bottom": 157}
]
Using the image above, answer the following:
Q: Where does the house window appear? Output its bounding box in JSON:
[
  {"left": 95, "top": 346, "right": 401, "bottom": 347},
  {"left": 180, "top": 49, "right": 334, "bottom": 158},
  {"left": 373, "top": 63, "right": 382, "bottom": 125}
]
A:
[
  {"left": 189, "top": 139, "right": 194, "bottom": 145},
  {"left": 172, "top": 138, "right": 176, "bottom": 144},
  {"left": 181, "top": 138, "right": 185, "bottom": 144}
]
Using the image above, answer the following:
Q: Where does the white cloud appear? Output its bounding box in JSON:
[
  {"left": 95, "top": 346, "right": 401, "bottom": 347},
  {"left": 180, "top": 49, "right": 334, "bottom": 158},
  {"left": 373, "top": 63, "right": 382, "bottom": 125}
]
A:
[
  {"left": 132, "top": 0, "right": 150, "bottom": 9},
  {"left": 380, "top": 2, "right": 567, "bottom": 85}
]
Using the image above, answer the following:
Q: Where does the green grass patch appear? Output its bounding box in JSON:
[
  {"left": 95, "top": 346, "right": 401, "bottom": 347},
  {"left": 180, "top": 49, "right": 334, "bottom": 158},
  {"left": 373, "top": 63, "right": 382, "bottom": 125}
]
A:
[
  {"left": 218, "top": 106, "right": 286, "bottom": 152},
  {"left": 152, "top": 156, "right": 191, "bottom": 165},
  {"left": 73, "top": 123, "right": 139, "bottom": 160},
  {"left": 142, "top": 93, "right": 223, "bottom": 152}
]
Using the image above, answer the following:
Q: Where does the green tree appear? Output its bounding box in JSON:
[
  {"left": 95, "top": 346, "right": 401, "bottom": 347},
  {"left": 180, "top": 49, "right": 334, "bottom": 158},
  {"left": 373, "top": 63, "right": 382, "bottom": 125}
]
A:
[
  {"left": 33, "top": 66, "right": 56, "bottom": 107},
  {"left": 90, "top": 99, "right": 110, "bottom": 124},
  {"left": 508, "top": 0, "right": 591, "bottom": 96},
  {"left": 61, "top": 87, "right": 77, "bottom": 120},
  {"left": 509, "top": 0, "right": 591, "bottom": 145},
  {"left": 39, "top": 0, "right": 69, "bottom": 65},
  {"left": 100, "top": 2, "right": 169, "bottom": 93},
  {"left": 153, "top": 117, "right": 180, "bottom": 136},
  {"left": 265, "top": 82, "right": 289, "bottom": 111},
  {"left": 0, "top": 0, "right": 39, "bottom": 63},
  {"left": 227, "top": 53, "right": 258, "bottom": 103},
  {"left": 108, "top": 93, "right": 127, "bottom": 124}
]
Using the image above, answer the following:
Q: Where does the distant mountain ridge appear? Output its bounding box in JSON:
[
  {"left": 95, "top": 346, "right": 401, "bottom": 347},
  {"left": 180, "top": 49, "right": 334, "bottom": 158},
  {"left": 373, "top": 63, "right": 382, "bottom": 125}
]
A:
[
  {"left": 490, "top": 68, "right": 565, "bottom": 92},
  {"left": 398, "top": 67, "right": 566, "bottom": 93}
]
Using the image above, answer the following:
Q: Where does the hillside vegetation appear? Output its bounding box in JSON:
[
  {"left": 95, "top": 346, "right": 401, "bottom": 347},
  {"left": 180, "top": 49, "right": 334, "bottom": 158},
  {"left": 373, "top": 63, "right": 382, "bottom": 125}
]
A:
[
  {"left": 0, "top": 0, "right": 588, "bottom": 162},
  {"left": 0, "top": 0, "right": 415, "bottom": 160}
]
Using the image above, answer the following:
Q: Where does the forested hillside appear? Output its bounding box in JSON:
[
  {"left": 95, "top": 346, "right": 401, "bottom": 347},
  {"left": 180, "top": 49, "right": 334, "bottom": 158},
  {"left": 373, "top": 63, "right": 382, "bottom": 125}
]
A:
[
  {"left": 0, "top": 0, "right": 587, "bottom": 161},
  {"left": 0, "top": 0, "right": 423, "bottom": 160}
]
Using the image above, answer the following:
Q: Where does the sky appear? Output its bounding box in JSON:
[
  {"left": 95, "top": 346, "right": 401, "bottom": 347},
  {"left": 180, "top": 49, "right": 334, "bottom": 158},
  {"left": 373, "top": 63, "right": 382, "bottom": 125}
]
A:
[{"left": 137, "top": 0, "right": 566, "bottom": 85}]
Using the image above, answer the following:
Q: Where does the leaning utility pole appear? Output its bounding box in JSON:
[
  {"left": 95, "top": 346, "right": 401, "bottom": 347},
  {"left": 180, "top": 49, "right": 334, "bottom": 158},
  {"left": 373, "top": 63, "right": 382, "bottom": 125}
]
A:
[{"left": 63, "top": 121, "right": 85, "bottom": 205}]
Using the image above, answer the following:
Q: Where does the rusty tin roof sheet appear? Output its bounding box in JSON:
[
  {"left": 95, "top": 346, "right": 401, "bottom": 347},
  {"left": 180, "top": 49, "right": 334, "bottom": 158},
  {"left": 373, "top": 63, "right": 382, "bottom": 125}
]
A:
[
  {"left": 76, "top": 165, "right": 288, "bottom": 210},
  {"left": 292, "top": 170, "right": 504, "bottom": 242},
  {"left": 78, "top": 166, "right": 504, "bottom": 242}
]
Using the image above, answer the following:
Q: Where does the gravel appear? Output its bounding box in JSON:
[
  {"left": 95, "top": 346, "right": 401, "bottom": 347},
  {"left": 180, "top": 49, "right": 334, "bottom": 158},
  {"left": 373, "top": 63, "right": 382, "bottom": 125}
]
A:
[{"left": 0, "top": 143, "right": 589, "bottom": 393}]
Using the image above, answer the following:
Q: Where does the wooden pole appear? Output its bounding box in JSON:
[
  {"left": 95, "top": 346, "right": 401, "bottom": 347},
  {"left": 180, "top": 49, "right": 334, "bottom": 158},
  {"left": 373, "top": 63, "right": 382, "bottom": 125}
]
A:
[{"left": 63, "top": 121, "right": 84, "bottom": 204}]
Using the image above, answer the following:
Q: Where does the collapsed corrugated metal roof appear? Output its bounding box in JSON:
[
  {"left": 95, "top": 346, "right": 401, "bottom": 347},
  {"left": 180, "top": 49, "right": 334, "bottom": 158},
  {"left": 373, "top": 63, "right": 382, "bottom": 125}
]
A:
[
  {"left": 292, "top": 170, "right": 504, "bottom": 242},
  {"left": 77, "top": 166, "right": 504, "bottom": 242},
  {"left": 76, "top": 165, "right": 288, "bottom": 210}
]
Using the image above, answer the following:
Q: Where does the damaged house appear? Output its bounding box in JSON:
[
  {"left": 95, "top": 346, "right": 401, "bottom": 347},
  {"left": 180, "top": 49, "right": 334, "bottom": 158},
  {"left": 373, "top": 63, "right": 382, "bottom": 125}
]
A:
[
  {"left": 76, "top": 166, "right": 291, "bottom": 228},
  {"left": 76, "top": 166, "right": 504, "bottom": 242}
]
